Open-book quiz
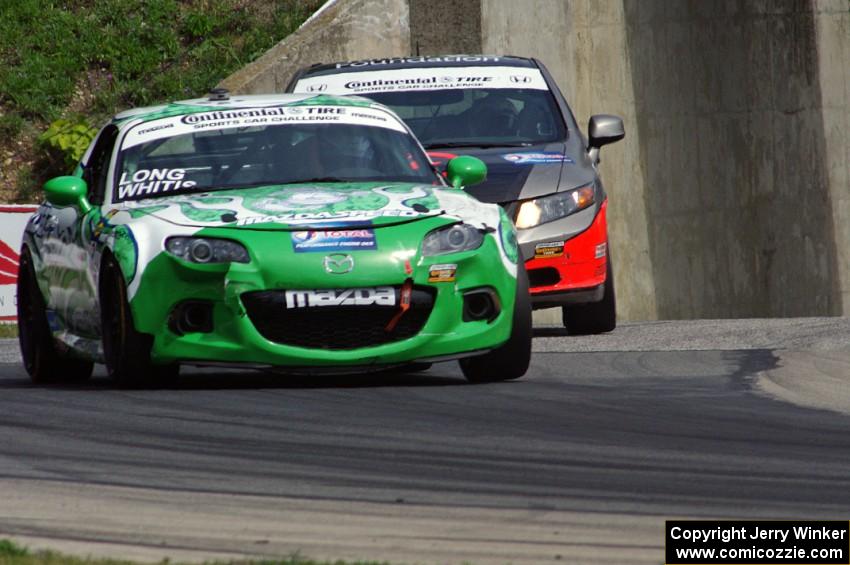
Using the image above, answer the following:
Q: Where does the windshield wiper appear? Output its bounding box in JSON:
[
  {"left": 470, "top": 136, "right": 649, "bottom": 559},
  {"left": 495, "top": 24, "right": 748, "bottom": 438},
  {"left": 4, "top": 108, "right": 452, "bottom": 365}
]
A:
[{"left": 423, "top": 141, "right": 532, "bottom": 150}]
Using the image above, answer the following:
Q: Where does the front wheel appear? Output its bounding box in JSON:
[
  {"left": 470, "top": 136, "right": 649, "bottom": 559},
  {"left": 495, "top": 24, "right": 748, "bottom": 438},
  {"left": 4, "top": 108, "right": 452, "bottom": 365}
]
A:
[
  {"left": 17, "top": 247, "right": 93, "bottom": 384},
  {"left": 460, "top": 266, "right": 532, "bottom": 383},
  {"left": 100, "top": 255, "right": 179, "bottom": 388},
  {"left": 562, "top": 253, "right": 616, "bottom": 335}
]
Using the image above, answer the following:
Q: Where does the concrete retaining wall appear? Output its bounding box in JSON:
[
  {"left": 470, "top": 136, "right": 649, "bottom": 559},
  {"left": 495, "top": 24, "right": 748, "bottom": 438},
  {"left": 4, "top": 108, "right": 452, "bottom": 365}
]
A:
[
  {"left": 219, "top": 0, "right": 410, "bottom": 94},
  {"left": 221, "top": 0, "right": 850, "bottom": 321}
]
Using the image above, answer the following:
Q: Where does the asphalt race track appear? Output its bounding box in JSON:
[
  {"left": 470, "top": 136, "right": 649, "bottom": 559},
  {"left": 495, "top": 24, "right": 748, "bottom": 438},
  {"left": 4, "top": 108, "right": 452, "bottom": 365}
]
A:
[{"left": 1, "top": 318, "right": 850, "bottom": 564}]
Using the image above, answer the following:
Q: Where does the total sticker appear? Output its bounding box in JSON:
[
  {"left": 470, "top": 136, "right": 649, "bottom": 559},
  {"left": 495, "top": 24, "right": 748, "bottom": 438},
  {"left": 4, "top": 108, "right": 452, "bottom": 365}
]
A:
[
  {"left": 428, "top": 263, "right": 457, "bottom": 283},
  {"left": 535, "top": 241, "right": 565, "bottom": 258}
]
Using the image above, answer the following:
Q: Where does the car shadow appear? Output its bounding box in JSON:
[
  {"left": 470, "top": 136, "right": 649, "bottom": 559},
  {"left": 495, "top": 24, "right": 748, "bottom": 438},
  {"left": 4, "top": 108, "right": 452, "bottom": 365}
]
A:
[
  {"left": 171, "top": 366, "right": 466, "bottom": 390},
  {"left": 0, "top": 363, "right": 470, "bottom": 391},
  {"left": 533, "top": 326, "right": 570, "bottom": 337}
]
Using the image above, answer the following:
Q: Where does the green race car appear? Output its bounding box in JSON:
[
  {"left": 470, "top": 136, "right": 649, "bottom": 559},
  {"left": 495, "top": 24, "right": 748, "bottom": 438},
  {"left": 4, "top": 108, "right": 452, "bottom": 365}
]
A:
[{"left": 18, "top": 91, "right": 531, "bottom": 386}]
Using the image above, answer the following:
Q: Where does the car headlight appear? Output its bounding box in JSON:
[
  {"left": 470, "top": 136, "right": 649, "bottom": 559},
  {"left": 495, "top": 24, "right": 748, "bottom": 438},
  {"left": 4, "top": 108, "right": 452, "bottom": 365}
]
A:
[
  {"left": 515, "top": 185, "right": 595, "bottom": 229},
  {"left": 422, "top": 223, "right": 484, "bottom": 256},
  {"left": 166, "top": 237, "right": 249, "bottom": 263},
  {"left": 499, "top": 211, "right": 519, "bottom": 264}
]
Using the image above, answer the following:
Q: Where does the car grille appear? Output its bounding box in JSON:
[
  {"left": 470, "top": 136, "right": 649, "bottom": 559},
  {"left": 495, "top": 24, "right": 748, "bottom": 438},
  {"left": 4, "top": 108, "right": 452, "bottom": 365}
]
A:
[{"left": 241, "top": 286, "right": 435, "bottom": 350}]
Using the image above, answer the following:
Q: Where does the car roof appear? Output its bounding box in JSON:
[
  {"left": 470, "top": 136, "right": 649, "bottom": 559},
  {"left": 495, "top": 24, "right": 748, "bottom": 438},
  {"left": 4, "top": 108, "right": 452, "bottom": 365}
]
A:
[
  {"left": 298, "top": 54, "right": 537, "bottom": 77},
  {"left": 111, "top": 93, "right": 379, "bottom": 126}
]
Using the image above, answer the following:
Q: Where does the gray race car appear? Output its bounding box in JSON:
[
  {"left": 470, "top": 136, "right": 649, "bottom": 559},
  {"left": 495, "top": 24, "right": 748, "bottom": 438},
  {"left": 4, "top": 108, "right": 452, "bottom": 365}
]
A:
[{"left": 288, "top": 55, "right": 624, "bottom": 333}]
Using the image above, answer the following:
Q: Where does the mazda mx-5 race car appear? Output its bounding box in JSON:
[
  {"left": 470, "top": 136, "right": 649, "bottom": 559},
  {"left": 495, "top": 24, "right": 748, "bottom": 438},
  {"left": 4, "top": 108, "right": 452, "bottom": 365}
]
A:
[
  {"left": 18, "top": 92, "right": 530, "bottom": 387},
  {"left": 289, "top": 55, "right": 624, "bottom": 334}
]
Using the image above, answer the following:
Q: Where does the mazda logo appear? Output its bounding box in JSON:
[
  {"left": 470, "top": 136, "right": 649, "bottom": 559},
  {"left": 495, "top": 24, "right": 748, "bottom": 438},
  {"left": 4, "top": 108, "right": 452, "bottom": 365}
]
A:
[
  {"left": 510, "top": 75, "right": 531, "bottom": 83},
  {"left": 323, "top": 253, "right": 354, "bottom": 274}
]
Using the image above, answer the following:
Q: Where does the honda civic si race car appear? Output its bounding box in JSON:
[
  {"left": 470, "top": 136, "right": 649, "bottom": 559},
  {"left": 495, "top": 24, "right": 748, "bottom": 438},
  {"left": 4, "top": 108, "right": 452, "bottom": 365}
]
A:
[
  {"left": 289, "top": 55, "right": 624, "bottom": 334},
  {"left": 18, "top": 91, "right": 531, "bottom": 387}
]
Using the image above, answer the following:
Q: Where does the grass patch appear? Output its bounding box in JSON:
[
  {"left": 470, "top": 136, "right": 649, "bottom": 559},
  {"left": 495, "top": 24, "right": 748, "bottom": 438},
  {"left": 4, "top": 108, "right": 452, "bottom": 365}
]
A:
[
  {"left": 0, "top": 0, "right": 321, "bottom": 200},
  {"left": 0, "top": 539, "right": 394, "bottom": 565},
  {"left": 0, "top": 325, "right": 18, "bottom": 338},
  {"left": 0, "top": 539, "right": 28, "bottom": 557}
]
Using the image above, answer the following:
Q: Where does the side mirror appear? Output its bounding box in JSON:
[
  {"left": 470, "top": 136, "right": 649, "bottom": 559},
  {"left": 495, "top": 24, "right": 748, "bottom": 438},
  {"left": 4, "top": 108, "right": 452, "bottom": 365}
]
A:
[
  {"left": 587, "top": 114, "right": 624, "bottom": 164},
  {"left": 43, "top": 176, "right": 92, "bottom": 214},
  {"left": 588, "top": 114, "right": 625, "bottom": 148},
  {"left": 445, "top": 156, "right": 487, "bottom": 188}
]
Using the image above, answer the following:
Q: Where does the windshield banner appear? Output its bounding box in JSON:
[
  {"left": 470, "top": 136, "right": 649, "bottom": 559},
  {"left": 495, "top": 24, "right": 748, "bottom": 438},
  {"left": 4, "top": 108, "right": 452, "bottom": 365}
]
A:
[
  {"left": 122, "top": 105, "right": 406, "bottom": 149},
  {"left": 295, "top": 67, "right": 550, "bottom": 95}
]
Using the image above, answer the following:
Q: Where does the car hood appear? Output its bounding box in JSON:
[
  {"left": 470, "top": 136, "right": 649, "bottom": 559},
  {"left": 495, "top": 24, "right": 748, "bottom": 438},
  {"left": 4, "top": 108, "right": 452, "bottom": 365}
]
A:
[
  {"left": 427, "top": 142, "right": 596, "bottom": 203},
  {"left": 114, "top": 182, "right": 499, "bottom": 231}
]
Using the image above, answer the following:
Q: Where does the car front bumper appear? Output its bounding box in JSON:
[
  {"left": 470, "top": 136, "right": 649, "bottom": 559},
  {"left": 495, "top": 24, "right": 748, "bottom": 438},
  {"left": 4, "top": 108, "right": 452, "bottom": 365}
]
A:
[
  {"left": 517, "top": 199, "right": 609, "bottom": 309},
  {"left": 127, "top": 231, "right": 517, "bottom": 369}
]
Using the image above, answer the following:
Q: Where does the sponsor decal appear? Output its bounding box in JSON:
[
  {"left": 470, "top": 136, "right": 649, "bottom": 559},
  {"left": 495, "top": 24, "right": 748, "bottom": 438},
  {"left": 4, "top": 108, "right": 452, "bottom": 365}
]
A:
[
  {"left": 0, "top": 206, "right": 37, "bottom": 322},
  {"left": 428, "top": 263, "right": 457, "bottom": 283},
  {"left": 535, "top": 241, "right": 565, "bottom": 259},
  {"left": 340, "top": 75, "right": 495, "bottom": 93},
  {"left": 295, "top": 67, "right": 549, "bottom": 95},
  {"left": 335, "top": 56, "right": 503, "bottom": 68},
  {"left": 179, "top": 106, "right": 338, "bottom": 125},
  {"left": 254, "top": 190, "right": 348, "bottom": 212},
  {"left": 136, "top": 123, "right": 174, "bottom": 136},
  {"left": 237, "top": 208, "right": 425, "bottom": 226},
  {"left": 292, "top": 228, "right": 377, "bottom": 252},
  {"left": 345, "top": 77, "right": 438, "bottom": 90},
  {"left": 117, "top": 168, "right": 196, "bottom": 200},
  {"left": 306, "top": 83, "right": 327, "bottom": 92},
  {"left": 595, "top": 242, "right": 607, "bottom": 259},
  {"left": 502, "top": 152, "right": 573, "bottom": 165},
  {"left": 284, "top": 287, "right": 396, "bottom": 308},
  {"left": 122, "top": 105, "right": 406, "bottom": 149}
]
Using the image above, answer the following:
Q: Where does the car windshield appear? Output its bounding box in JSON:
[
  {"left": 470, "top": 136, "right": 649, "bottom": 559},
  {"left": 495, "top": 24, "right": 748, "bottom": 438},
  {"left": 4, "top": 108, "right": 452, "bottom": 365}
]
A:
[
  {"left": 354, "top": 88, "right": 566, "bottom": 148},
  {"left": 114, "top": 105, "right": 437, "bottom": 202}
]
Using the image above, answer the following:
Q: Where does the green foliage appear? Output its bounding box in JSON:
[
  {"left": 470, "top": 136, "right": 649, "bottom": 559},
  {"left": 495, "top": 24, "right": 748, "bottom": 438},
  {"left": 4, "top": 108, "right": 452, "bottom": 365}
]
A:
[
  {"left": 0, "top": 113, "right": 25, "bottom": 137},
  {"left": 0, "top": 539, "right": 28, "bottom": 557},
  {"left": 0, "top": 325, "right": 19, "bottom": 338},
  {"left": 0, "top": 0, "right": 319, "bottom": 201},
  {"left": 0, "top": 538, "right": 394, "bottom": 565},
  {"left": 0, "top": 0, "right": 318, "bottom": 122},
  {"left": 15, "top": 164, "right": 39, "bottom": 203},
  {"left": 38, "top": 119, "right": 99, "bottom": 170}
]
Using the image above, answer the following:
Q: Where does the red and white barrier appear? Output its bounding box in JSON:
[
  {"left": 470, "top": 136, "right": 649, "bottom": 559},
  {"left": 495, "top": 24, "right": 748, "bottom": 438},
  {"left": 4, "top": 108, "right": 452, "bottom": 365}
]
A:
[{"left": 0, "top": 205, "right": 37, "bottom": 323}]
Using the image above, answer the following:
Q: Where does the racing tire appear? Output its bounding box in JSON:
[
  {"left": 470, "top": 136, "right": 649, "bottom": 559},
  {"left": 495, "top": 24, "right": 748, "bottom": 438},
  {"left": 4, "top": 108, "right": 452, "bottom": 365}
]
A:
[
  {"left": 562, "top": 254, "right": 616, "bottom": 335},
  {"left": 100, "top": 255, "right": 179, "bottom": 388},
  {"left": 17, "top": 247, "right": 93, "bottom": 384},
  {"left": 460, "top": 266, "right": 532, "bottom": 383}
]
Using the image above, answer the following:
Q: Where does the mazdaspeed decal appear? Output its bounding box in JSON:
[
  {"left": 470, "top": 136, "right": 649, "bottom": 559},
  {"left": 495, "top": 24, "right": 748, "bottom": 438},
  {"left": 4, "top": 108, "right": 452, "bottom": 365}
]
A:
[
  {"left": 292, "top": 228, "right": 377, "bottom": 252},
  {"left": 284, "top": 287, "right": 396, "bottom": 308},
  {"left": 502, "top": 152, "right": 573, "bottom": 165},
  {"left": 295, "top": 67, "right": 549, "bottom": 95}
]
